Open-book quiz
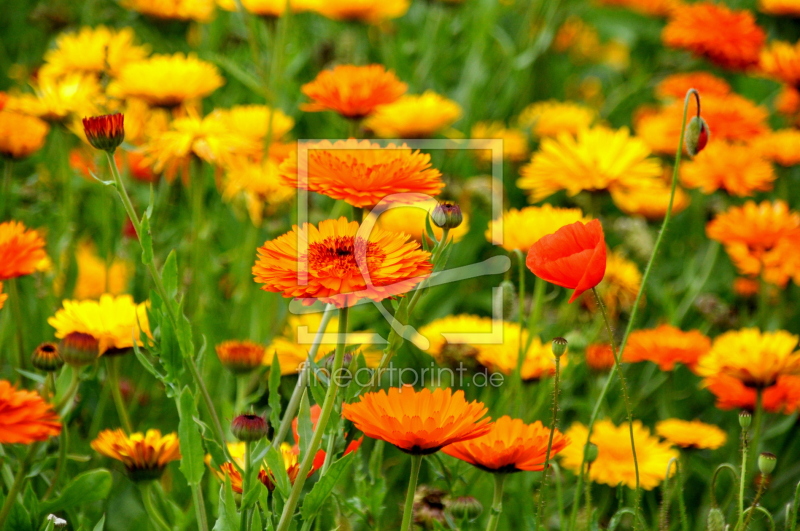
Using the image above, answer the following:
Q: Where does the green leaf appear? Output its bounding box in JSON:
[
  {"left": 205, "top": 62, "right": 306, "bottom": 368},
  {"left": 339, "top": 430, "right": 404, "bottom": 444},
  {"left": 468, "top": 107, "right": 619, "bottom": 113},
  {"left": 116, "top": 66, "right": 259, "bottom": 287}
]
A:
[
  {"left": 264, "top": 444, "right": 291, "bottom": 498},
  {"left": 268, "top": 354, "right": 282, "bottom": 433},
  {"left": 298, "top": 391, "right": 313, "bottom": 458},
  {"left": 212, "top": 479, "right": 239, "bottom": 531},
  {"left": 178, "top": 387, "right": 206, "bottom": 486},
  {"left": 4, "top": 501, "right": 32, "bottom": 531},
  {"left": 139, "top": 213, "right": 154, "bottom": 266},
  {"left": 40, "top": 469, "right": 112, "bottom": 513},
  {"left": 161, "top": 251, "right": 179, "bottom": 303},
  {"left": 22, "top": 483, "right": 38, "bottom": 526},
  {"left": 92, "top": 515, "right": 106, "bottom": 531},
  {"left": 300, "top": 452, "right": 356, "bottom": 519}
]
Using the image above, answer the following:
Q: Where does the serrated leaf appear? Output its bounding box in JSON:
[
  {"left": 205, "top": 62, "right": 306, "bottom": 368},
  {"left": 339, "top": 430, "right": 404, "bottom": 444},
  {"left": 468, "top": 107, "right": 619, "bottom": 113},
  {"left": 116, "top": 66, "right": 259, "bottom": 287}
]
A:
[
  {"left": 40, "top": 469, "right": 112, "bottom": 513},
  {"left": 178, "top": 387, "right": 206, "bottom": 485},
  {"left": 212, "top": 479, "right": 239, "bottom": 531},
  {"left": 161, "top": 251, "right": 179, "bottom": 303},
  {"left": 268, "top": 354, "right": 282, "bottom": 432},
  {"left": 264, "top": 444, "right": 291, "bottom": 498},
  {"left": 159, "top": 310, "right": 183, "bottom": 384},
  {"left": 298, "top": 391, "right": 313, "bottom": 457},
  {"left": 300, "top": 452, "right": 356, "bottom": 519}
]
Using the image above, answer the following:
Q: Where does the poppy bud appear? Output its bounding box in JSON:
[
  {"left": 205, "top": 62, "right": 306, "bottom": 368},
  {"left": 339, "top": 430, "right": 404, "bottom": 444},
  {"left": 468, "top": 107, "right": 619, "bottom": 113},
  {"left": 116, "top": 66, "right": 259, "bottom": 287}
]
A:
[
  {"left": 552, "top": 337, "right": 568, "bottom": 358},
  {"left": 447, "top": 496, "right": 483, "bottom": 519},
  {"left": 739, "top": 410, "right": 751, "bottom": 431},
  {"left": 430, "top": 201, "right": 463, "bottom": 230},
  {"left": 31, "top": 342, "right": 64, "bottom": 372},
  {"left": 494, "top": 279, "right": 517, "bottom": 320},
  {"left": 758, "top": 452, "right": 777, "bottom": 476},
  {"left": 82, "top": 113, "right": 125, "bottom": 153},
  {"left": 684, "top": 116, "right": 710, "bottom": 157},
  {"left": 59, "top": 332, "right": 100, "bottom": 367},
  {"left": 231, "top": 414, "right": 269, "bottom": 442},
  {"left": 706, "top": 507, "right": 725, "bottom": 531}
]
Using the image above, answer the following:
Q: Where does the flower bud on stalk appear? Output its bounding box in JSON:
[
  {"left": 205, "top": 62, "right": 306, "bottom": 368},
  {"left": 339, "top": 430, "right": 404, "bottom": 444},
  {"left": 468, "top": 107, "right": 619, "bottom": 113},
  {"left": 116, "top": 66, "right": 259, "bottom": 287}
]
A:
[
  {"left": 59, "top": 332, "right": 100, "bottom": 367},
  {"left": 431, "top": 201, "right": 463, "bottom": 230},
  {"left": 684, "top": 115, "right": 710, "bottom": 157},
  {"left": 447, "top": 496, "right": 483, "bottom": 519},
  {"left": 31, "top": 342, "right": 64, "bottom": 372},
  {"left": 82, "top": 113, "right": 125, "bottom": 153},
  {"left": 231, "top": 414, "right": 269, "bottom": 442},
  {"left": 552, "top": 337, "right": 568, "bottom": 358},
  {"left": 739, "top": 410, "right": 752, "bottom": 431},
  {"left": 706, "top": 507, "right": 725, "bottom": 531},
  {"left": 758, "top": 452, "right": 777, "bottom": 476}
]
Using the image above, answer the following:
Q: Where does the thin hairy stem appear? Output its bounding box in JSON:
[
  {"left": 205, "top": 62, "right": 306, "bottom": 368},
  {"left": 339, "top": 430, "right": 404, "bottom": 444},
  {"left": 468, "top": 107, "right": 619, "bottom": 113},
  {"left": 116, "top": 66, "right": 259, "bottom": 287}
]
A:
[{"left": 536, "top": 353, "right": 562, "bottom": 528}]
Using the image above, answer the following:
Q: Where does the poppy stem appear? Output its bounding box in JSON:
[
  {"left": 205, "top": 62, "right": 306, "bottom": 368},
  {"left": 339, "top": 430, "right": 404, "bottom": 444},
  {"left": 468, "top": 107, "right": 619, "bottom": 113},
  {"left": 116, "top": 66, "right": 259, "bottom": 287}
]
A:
[
  {"left": 400, "top": 454, "right": 424, "bottom": 531},
  {"left": 513, "top": 249, "right": 527, "bottom": 386},
  {"left": 535, "top": 352, "right": 561, "bottom": 529},
  {"left": 275, "top": 306, "right": 349, "bottom": 531},
  {"left": 736, "top": 420, "right": 749, "bottom": 531},
  {"left": 107, "top": 356, "right": 134, "bottom": 434},
  {"left": 0, "top": 442, "right": 41, "bottom": 530},
  {"left": 485, "top": 472, "right": 506, "bottom": 531},
  {"left": 750, "top": 389, "right": 764, "bottom": 467}
]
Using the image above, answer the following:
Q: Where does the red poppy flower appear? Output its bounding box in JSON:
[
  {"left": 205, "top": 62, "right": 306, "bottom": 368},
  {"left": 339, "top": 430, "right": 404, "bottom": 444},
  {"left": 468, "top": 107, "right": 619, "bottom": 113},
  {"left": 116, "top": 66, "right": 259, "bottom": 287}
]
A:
[{"left": 525, "top": 219, "right": 607, "bottom": 303}]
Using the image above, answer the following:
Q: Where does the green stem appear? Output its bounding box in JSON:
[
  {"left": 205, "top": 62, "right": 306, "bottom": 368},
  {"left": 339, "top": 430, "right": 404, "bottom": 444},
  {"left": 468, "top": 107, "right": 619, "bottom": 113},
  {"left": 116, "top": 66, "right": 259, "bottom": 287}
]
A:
[
  {"left": 742, "top": 476, "right": 768, "bottom": 531},
  {"left": 7, "top": 278, "right": 26, "bottom": 377},
  {"left": 240, "top": 442, "right": 252, "bottom": 531},
  {"left": 107, "top": 356, "right": 133, "bottom": 433},
  {"left": 400, "top": 455, "right": 423, "bottom": 531},
  {"left": 43, "top": 423, "right": 69, "bottom": 500},
  {"left": 736, "top": 423, "right": 750, "bottom": 531},
  {"left": 139, "top": 481, "right": 172, "bottom": 531},
  {"left": 485, "top": 473, "right": 506, "bottom": 531},
  {"left": 55, "top": 368, "right": 81, "bottom": 414},
  {"left": 751, "top": 389, "right": 764, "bottom": 463},
  {"left": 535, "top": 353, "right": 561, "bottom": 529},
  {"left": 235, "top": 376, "right": 248, "bottom": 415},
  {"left": 584, "top": 463, "right": 593, "bottom": 528},
  {"left": 275, "top": 306, "right": 349, "bottom": 531},
  {"left": 788, "top": 480, "right": 800, "bottom": 531},
  {"left": 0, "top": 442, "right": 41, "bottom": 529},
  {"left": 192, "top": 482, "right": 210, "bottom": 531},
  {"left": 527, "top": 275, "right": 546, "bottom": 338},
  {"left": 272, "top": 304, "right": 336, "bottom": 448}
]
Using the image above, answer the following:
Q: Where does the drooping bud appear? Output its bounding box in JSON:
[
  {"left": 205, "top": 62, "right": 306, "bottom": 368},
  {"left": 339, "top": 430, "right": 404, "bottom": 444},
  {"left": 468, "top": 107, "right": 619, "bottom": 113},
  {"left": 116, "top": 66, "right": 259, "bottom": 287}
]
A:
[
  {"left": 82, "top": 113, "right": 125, "bottom": 153},
  {"left": 758, "top": 452, "right": 777, "bottom": 476},
  {"left": 706, "top": 507, "right": 725, "bottom": 531},
  {"left": 231, "top": 414, "right": 269, "bottom": 442},
  {"left": 59, "top": 332, "right": 100, "bottom": 367},
  {"left": 494, "top": 279, "right": 517, "bottom": 320},
  {"left": 447, "top": 496, "right": 483, "bottom": 519},
  {"left": 552, "top": 337, "right": 568, "bottom": 358},
  {"left": 684, "top": 115, "right": 710, "bottom": 157},
  {"left": 31, "top": 342, "right": 64, "bottom": 372},
  {"left": 430, "top": 201, "right": 463, "bottom": 230},
  {"left": 739, "top": 410, "right": 752, "bottom": 431},
  {"left": 585, "top": 443, "right": 599, "bottom": 463}
]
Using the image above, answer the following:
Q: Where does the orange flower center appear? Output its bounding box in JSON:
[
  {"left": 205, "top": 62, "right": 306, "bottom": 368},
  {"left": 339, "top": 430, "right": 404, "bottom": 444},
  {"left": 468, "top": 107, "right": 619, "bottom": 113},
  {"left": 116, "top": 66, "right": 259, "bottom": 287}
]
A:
[{"left": 308, "top": 236, "right": 385, "bottom": 277}]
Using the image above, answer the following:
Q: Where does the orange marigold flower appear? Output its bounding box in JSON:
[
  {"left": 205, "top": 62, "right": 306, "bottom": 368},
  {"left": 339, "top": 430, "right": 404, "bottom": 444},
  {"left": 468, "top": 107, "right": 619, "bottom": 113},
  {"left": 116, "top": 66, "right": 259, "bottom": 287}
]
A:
[
  {"left": 121, "top": 0, "right": 215, "bottom": 21},
  {"left": 585, "top": 343, "right": 616, "bottom": 371},
  {"left": 213, "top": 442, "right": 325, "bottom": 493},
  {"left": 704, "top": 374, "right": 800, "bottom": 413},
  {"left": 310, "top": 0, "right": 410, "bottom": 23},
  {"left": 733, "top": 277, "right": 761, "bottom": 297},
  {"left": 760, "top": 41, "right": 800, "bottom": 87},
  {"left": 655, "top": 419, "right": 727, "bottom": 449},
  {"left": 655, "top": 72, "right": 731, "bottom": 100},
  {"left": 442, "top": 416, "right": 570, "bottom": 472},
  {"left": 0, "top": 221, "right": 47, "bottom": 281},
  {"left": 0, "top": 380, "right": 61, "bottom": 444},
  {"left": 595, "top": 0, "right": 681, "bottom": 17},
  {"left": 279, "top": 139, "right": 443, "bottom": 208},
  {"left": 752, "top": 129, "right": 800, "bottom": 166},
  {"left": 623, "top": 324, "right": 710, "bottom": 371},
  {"left": 680, "top": 141, "right": 776, "bottom": 196},
  {"left": 662, "top": 2, "right": 765, "bottom": 71},
  {"left": 216, "top": 340, "right": 266, "bottom": 374},
  {"left": 253, "top": 217, "right": 432, "bottom": 307},
  {"left": 0, "top": 110, "right": 50, "bottom": 159},
  {"left": 0, "top": 283, "right": 6, "bottom": 310},
  {"left": 301, "top": 65, "right": 407, "bottom": 119},
  {"left": 635, "top": 94, "right": 769, "bottom": 155},
  {"left": 759, "top": 0, "right": 800, "bottom": 16},
  {"left": 92, "top": 429, "right": 181, "bottom": 481},
  {"left": 342, "top": 387, "right": 492, "bottom": 454},
  {"left": 776, "top": 85, "right": 800, "bottom": 119}
]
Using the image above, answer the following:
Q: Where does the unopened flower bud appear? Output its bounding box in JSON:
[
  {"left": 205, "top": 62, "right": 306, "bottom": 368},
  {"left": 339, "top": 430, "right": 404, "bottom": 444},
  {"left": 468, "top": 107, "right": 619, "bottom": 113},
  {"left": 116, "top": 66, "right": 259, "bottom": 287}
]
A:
[
  {"left": 231, "top": 414, "right": 268, "bottom": 442},
  {"left": 31, "top": 343, "right": 64, "bottom": 372},
  {"left": 552, "top": 337, "right": 568, "bottom": 358},
  {"left": 82, "top": 113, "right": 125, "bottom": 153},
  {"left": 739, "top": 410, "right": 752, "bottom": 431},
  {"left": 495, "top": 279, "right": 517, "bottom": 320},
  {"left": 59, "top": 332, "right": 100, "bottom": 367},
  {"left": 447, "top": 496, "right": 483, "bottom": 519},
  {"left": 684, "top": 115, "right": 710, "bottom": 157},
  {"left": 758, "top": 452, "right": 777, "bottom": 476},
  {"left": 706, "top": 507, "right": 725, "bottom": 531},
  {"left": 585, "top": 443, "right": 599, "bottom": 463},
  {"left": 430, "top": 201, "right": 463, "bottom": 230}
]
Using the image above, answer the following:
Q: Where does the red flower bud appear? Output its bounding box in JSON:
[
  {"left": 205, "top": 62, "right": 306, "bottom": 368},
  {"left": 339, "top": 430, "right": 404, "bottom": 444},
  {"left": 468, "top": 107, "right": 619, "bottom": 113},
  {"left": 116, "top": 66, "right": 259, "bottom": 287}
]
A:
[{"left": 82, "top": 113, "right": 125, "bottom": 153}]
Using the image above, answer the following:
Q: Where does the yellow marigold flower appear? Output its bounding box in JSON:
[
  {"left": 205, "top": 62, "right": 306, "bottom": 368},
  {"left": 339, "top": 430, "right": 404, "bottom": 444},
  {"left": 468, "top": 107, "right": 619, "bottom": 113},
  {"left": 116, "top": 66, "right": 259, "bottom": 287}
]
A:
[
  {"left": 610, "top": 175, "right": 690, "bottom": 220},
  {"left": 279, "top": 138, "right": 444, "bottom": 208},
  {"left": 752, "top": 129, "right": 800, "bottom": 166},
  {"left": 595, "top": 0, "right": 681, "bottom": 17},
  {"left": 71, "top": 242, "right": 131, "bottom": 300},
  {"left": 560, "top": 420, "right": 679, "bottom": 490},
  {"left": 6, "top": 73, "right": 102, "bottom": 122},
  {"left": 583, "top": 249, "right": 641, "bottom": 316},
  {"left": 760, "top": 41, "right": 800, "bottom": 87},
  {"left": 417, "top": 314, "right": 491, "bottom": 363},
  {"left": 655, "top": 419, "right": 727, "bottom": 449},
  {"left": 0, "top": 283, "right": 5, "bottom": 311},
  {"left": 680, "top": 141, "right": 776, "bottom": 197},
  {"left": 217, "top": 0, "right": 315, "bottom": 16},
  {"left": 654, "top": 72, "right": 731, "bottom": 100},
  {"left": 118, "top": 99, "right": 171, "bottom": 145},
  {"left": 48, "top": 294, "right": 151, "bottom": 355},
  {"left": 485, "top": 205, "right": 590, "bottom": 252},
  {"left": 0, "top": 110, "right": 49, "bottom": 159},
  {"left": 112, "top": 53, "right": 224, "bottom": 107},
  {"left": 471, "top": 121, "right": 529, "bottom": 162},
  {"left": 477, "top": 326, "right": 567, "bottom": 380},
  {"left": 301, "top": 64, "right": 407, "bottom": 119},
  {"left": 517, "top": 100, "right": 596, "bottom": 138},
  {"left": 210, "top": 104, "right": 294, "bottom": 144},
  {"left": 122, "top": 0, "right": 215, "bottom": 21},
  {"left": 41, "top": 26, "right": 149, "bottom": 79},
  {"left": 696, "top": 328, "right": 800, "bottom": 388},
  {"left": 0, "top": 221, "right": 47, "bottom": 281},
  {"left": 265, "top": 312, "right": 382, "bottom": 374},
  {"left": 142, "top": 109, "right": 259, "bottom": 182},
  {"left": 363, "top": 91, "right": 462, "bottom": 138},
  {"left": 518, "top": 126, "right": 662, "bottom": 202},
  {"left": 377, "top": 199, "right": 470, "bottom": 243},
  {"left": 635, "top": 94, "right": 769, "bottom": 155},
  {"left": 309, "top": 0, "right": 410, "bottom": 23},
  {"left": 623, "top": 324, "right": 710, "bottom": 371},
  {"left": 223, "top": 159, "right": 295, "bottom": 225},
  {"left": 759, "top": 0, "right": 800, "bottom": 16},
  {"left": 92, "top": 429, "right": 181, "bottom": 481}
]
